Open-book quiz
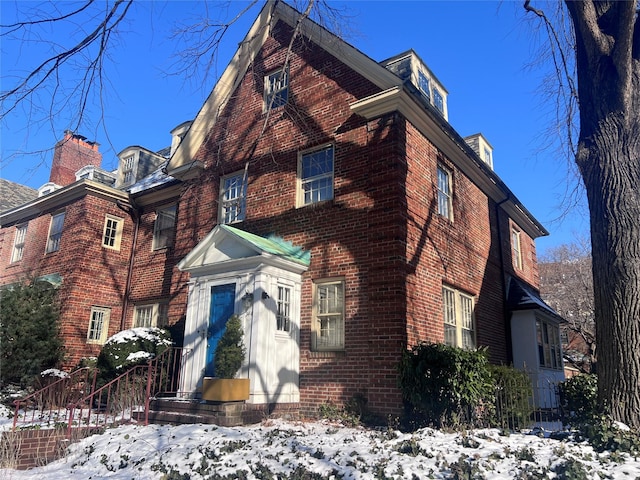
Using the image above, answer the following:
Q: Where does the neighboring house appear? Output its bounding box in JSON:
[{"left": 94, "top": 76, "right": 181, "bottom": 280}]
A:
[
  {"left": 0, "top": 131, "right": 177, "bottom": 369},
  {"left": 0, "top": 1, "right": 564, "bottom": 418}
]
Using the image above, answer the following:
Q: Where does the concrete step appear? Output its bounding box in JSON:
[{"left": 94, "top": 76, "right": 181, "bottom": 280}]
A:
[{"left": 147, "top": 398, "right": 246, "bottom": 427}]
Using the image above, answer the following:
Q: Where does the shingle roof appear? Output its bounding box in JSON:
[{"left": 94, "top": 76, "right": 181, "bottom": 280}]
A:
[
  {"left": 0, "top": 178, "right": 38, "bottom": 212},
  {"left": 506, "top": 276, "right": 563, "bottom": 321}
]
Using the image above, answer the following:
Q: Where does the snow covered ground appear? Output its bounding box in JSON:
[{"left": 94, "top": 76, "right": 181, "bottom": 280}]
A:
[{"left": 1, "top": 403, "right": 639, "bottom": 480}]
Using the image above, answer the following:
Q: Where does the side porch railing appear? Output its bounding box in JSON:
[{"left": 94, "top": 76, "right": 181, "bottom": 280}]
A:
[
  {"left": 12, "top": 367, "right": 96, "bottom": 431},
  {"left": 11, "top": 347, "right": 188, "bottom": 439}
]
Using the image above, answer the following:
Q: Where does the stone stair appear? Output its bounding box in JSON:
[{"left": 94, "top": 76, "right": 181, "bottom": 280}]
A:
[{"left": 147, "top": 398, "right": 248, "bottom": 427}]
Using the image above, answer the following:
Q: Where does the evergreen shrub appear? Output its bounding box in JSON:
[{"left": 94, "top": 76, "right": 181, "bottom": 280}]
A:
[
  {"left": 96, "top": 327, "right": 172, "bottom": 385},
  {"left": 398, "top": 343, "right": 494, "bottom": 428},
  {"left": 490, "top": 365, "right": 534, "bottom": 430},
  {"left": 213, "top": 315, "right": 245, "bottom": 379},
  {"left": 558, "top": 373, "right": 598, "bottom": 426},
  {"left": 0, "top": 280, "right": 64, "bottom": 388}
]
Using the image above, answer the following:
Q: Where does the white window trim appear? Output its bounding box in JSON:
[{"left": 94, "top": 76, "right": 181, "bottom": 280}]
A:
[
  {"left": 11, "top": 224, "right": 28, "bottom": 263},
  {"left": 134, "top": 303, "right": 169, "bottom": 328},
  {"left": 437, "top": 165, "right": 453, "bottom": 220},
  {"left": 121, "top": 154, "right": 137, "bottom": 186},
  {"left": 418, "top": 70, "right": 431, "bottom": 100},
  {"left": 264, "top": 68, "right": 289, "bottom": 111},
  {"left": 536, "top": 316, "right": 562, "bottom": 370},
  {"left": 311, "top": 278, "right": 345, "bottom": 351},
  {"left": 102, "top": 214, "right": 124, "bottom": 251},
  {"left": 297, "top": 144, "right": 335, "bottom": 207},
  {"left": 512, "top": 227, "right": 523, "bottom": 270},
  {"left": 219, "top": 172, "right": 247, "bottom": 225},
  {"left": 153, "top": 205, "right": 177, "bottom": 250},
  {"left": 87, "top": 306, "right": 110, "bottom": 344},
  {"left": 46, "top": 211, "right": 65, "bottom": 254},
  {"left": 433, "top": 88, "right": 445, "bottom": 115},
  {"left": 276, "top": 283, "right": 293, "bottom": 335},
  {"left": 442, "top": 285, "right": 476, "bottom": 350}
]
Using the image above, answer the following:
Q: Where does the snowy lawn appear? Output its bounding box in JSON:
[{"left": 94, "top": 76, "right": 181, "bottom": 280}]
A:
[{"left": 2, "top": 408, "right": 640, "bottom": 479}]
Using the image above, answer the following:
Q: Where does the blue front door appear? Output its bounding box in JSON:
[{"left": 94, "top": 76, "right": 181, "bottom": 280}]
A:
[{"left": 206, "top": 283, "right": 236, "bottom": 377}]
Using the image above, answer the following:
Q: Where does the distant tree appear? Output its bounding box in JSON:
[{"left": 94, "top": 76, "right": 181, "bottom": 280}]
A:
[
  {"left": 0, "top": 280, "right": 64, "bottom": 388},
  {"left": 525, "top": 0, "right": 640, "bottom": 427},
  {"left": 0, "top": 0, "right": 346, "bottom": 158},
  {"left": 539, "top": 241, "right": 595, "bottom": 373}
]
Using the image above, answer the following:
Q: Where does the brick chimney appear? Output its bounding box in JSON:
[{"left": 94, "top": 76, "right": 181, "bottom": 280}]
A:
[{"left": 49, "top": 130, "right": 102, "bottom": 186}]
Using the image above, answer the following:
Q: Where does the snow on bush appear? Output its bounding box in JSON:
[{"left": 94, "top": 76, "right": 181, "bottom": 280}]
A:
[
  {"left": 40, "top": 369, "right": 68, "bottom": 379},
  {"left": 97, "top": 328, "right": 172, "bottom": 384}
]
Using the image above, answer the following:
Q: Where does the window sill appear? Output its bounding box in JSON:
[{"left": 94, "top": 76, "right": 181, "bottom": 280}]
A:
[{"left": 309, "top": 350, "right": 345, "bottom": 359}]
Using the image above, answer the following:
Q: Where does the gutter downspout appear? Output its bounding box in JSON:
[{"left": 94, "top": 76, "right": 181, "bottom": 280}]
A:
[
  {"left": 117, "top": 196, "right": 141, "bottom": 331},
  {"left": 495, "top": 194, "right": 513, "bottom": 364}
]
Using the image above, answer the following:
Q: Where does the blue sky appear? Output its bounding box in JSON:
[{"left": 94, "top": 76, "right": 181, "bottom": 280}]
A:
[{"left": 0, "top": 1, "right": 589, "bottom": 255}]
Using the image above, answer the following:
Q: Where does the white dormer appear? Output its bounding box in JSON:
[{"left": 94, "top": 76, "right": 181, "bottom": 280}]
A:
[
  {"left": 170, "top": 121, "right": 193, "bottom": 157},
  {"left": 464, "top": 133, "right": 494, "bottom": 170},
  {"left": 381, "top": 50, "right": 449, "bottom": 121},
  {"left": 75, "top": 165, "right": 117, "bottom": 187},
  {"left": 38, "top": 182, "right": 62, "bottom": 197}
]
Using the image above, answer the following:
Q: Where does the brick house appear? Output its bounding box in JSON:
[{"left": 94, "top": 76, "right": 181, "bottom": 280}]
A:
[
  {"left": 1, "top": 1, "right": 564, "bottom": 417},
  {"left": 163, "top": 1, "right": 564, "bottom": 415}
]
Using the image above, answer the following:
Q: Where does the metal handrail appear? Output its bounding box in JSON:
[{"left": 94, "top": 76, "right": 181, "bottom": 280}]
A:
[
  {"left": 12, "top": 347, "right": 189, "bottom": 438},
  {"left": 148, "top": 346, "right": 189, "bottom": 397},
  {"left": 66, "top": 363, "right": 153, "bottom": 438},
  {"left": 12, "top": 367, "right": 96, "bottom": 431},
  {"left": 64, "top": 347, "right": 189, "bottom": 438}
]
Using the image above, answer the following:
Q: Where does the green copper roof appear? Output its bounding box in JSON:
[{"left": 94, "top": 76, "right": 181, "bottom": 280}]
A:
[{"left": 221, "top": 225, "right": 310, "bottom": 266}]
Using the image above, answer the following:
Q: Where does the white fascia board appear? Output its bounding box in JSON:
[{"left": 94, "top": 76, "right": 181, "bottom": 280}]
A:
[
  {"left": 166, "top": 2, "right": 275, "bottom": 176},
  {"left": 0, "top": 179, "right": 130, "bottom": 227},
  {"left": 350, "top": 88, "right": 548, "bottom": 239}
]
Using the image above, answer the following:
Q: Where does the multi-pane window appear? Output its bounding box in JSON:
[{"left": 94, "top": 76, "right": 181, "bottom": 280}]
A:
[
  {"left": 11, "top": 224, "right": 28, "bottom": 263},
  {"left": 276, "top": 285, "right": 291, "bottom": 332},
  {"left": 442, "top": 286, "right": 476, "bottom": 350},
  {"left": 219, "top": 173, "right": 247, "bottom": 224},
  {"left": 102, "top": 215, "right": 123, "bottom": 250},
  {"left": 300, "top": 145, "right": 334, "bottom": 206},
  {"left": 512, "top": 228, "right": 523, "bottom": 270},
  {"left": 135, "top": 303, "right": 169, "bottom": 328},
  {"left": 418, "top": 71, "right": 431, "bottom": 99},
  {"left": 122, "top": 155, "right": 135, "bottom": 184},
  {"left": 46, "top": 212, "right": 65, "bottom": 253},
  {"left": 87, "top": 307, "right": 110, "bottom": 344},
  {"left": 312, "top": 279, "right": 344, "bottom": 351},
  {"left": 264, "top": 68, "right": 288, "bottom": 110},
  {"left": 483, "top": 147, "right": 493, "bottom": 168},
  {"left": 437, "top": 165, "right": 452, "bottom": 220},
  {"left": 433, "top": 88, "right": 444, "bottom": 114},
  {"left": 537, "top": 318, "right": 562, "bottom": 369},
  {"left": 153, "top": 205, "right": 177, "bottom": 250}
]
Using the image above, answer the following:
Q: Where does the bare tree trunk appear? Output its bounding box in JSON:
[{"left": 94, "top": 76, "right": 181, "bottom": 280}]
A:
[{"left": 565, "top": 0, "right": 640, "bottom": 428}]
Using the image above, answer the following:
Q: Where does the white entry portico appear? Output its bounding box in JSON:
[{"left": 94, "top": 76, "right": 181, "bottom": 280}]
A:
[{"left": 177, "top": 225, "right": 309, "bottom": 404}]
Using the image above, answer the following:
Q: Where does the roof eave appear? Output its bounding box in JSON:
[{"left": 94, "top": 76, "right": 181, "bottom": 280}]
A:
[
  {"left": 350, "top": 87, "right": 548, "bottom": 239},
  {"left": 0, "top": 180, "right": 130, "bottom": 227}
]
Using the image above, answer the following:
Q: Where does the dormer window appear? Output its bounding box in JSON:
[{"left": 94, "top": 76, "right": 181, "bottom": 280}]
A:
[
  {"left": 418, "top": 71, "right": 431, "bottom": 100},
  {"left": 38, "top": 182, "right": 61, "bottom": 197},
  {"left": 122, "top": 155, "right": 135, "bottom": 184},
  {"left": 433, "top": 88, "right": 444, "bottom": 114},
  {"left": 483, "top": 147, "right": 493, "bottom": 169}
]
